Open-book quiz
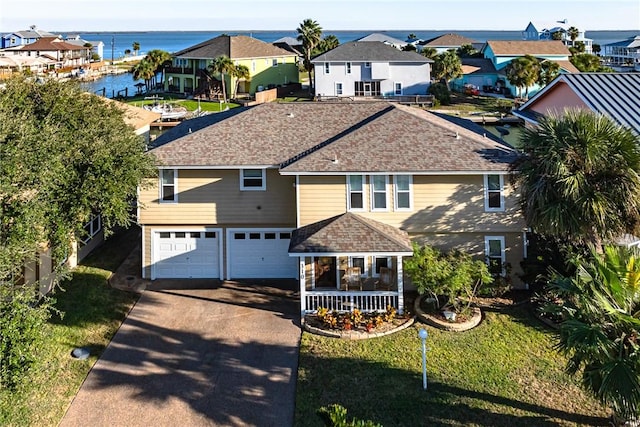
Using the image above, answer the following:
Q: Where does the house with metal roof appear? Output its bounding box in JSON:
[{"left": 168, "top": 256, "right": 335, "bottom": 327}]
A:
[
  {"left": 512, "top": 72, "right": 640, "bottom": 136},
  {"left": 138, "top": 101, "right": 526, "bottom": 317},
  {"left": 1, "top": 36, "right": 91, "bottom": 69},
  {"left": 603, "top": 35, "right": 640, "bottom": 70},
  {"left": 0, "top": 25, "right": 56, "bottom": 49},
  {"left": 163, "top": 35, "right": 299, "bottom": 98},
  {"left": 311, "top": 41, "right": 433, "bottom": 99}
]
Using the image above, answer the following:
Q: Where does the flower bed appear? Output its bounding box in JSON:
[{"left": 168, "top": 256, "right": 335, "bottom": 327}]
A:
[{"left": 303, "top": 306, "right": 415, "bottom": 339}]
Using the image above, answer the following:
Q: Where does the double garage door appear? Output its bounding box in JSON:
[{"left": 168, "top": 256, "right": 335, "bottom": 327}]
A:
[{"left": 152, "top": 228, "right": 297, "bottom": 279}]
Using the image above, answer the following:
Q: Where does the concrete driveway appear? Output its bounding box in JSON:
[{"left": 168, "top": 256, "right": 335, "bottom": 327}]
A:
[{"left": 60, "top": 280, "right": 301, "bottom": 427}]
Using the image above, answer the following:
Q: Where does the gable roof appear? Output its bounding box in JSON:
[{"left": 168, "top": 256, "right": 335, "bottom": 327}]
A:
[
  {"left": 604, "top": 35, "right": 640, "bottom": 48},
  {"left": 550, "top": 59, "right": 580, "bottom": 74},
  {"left": 150, "top": 102, "right": 517, "bottom": 173},
  {"left": 461, "top": 58, "right": 499, "bottom": 75},
  {"left": 515, "top": 73, "right": 640, "bottom": 135},
  {"left": 356, "top": 33, "right": 407, "bottom": 46},
  {"left": 311, "top": 41, "right": 431, "bottom": 63},
  {"left": 420, "top": 33, "right": 476, "bottom": 48},
  {"left": 19, "top": 36, "right": 85, "bottom": 52},
  {"left": 485, "top": 40, "right": 571, "bottom": 56},
  {"left": 173, "top": 35, "right": 294, "bottom": 59},
  {"left": 288, "top": 212, "right": 413, "bottom": 255}
]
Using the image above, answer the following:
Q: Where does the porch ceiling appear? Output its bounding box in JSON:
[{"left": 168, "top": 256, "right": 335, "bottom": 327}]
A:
[{"left": 289, "top": 212, "right": 413, "bottom": 255}]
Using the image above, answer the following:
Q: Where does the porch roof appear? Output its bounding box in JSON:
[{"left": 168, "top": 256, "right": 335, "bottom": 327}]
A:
[{"left": 289, "top": 212, "right": 413, "bottom": 255}]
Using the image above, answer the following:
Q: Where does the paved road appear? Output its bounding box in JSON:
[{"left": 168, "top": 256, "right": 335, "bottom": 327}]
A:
[{"left": 60, "top": 280, "right": 301, "bottom": 427}]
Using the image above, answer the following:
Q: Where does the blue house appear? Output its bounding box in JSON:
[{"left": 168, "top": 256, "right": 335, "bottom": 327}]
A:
[
  {"left": 454, "top": 40, "right": 579, "bottom": 98},
  {"left": 1, "top": 25, "right": 55, "bottom": 49}
]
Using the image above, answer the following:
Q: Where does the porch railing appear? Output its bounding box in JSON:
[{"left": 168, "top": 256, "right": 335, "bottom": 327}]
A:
[{"left": 304, "top": 290, "right": 398, "bottom": 314}]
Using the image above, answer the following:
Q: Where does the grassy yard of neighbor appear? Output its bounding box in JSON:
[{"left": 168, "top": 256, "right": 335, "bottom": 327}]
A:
[
  {"left": 295, "top": 304, "right": 611, "bottom": 427},
  {"left": 0, "top": 227, "right": 140, "bottom": 426}
]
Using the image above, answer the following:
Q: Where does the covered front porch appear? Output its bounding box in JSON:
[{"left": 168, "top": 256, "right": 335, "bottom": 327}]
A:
[{"left": 288, "top": 213, "right": 414, "bottom": 317}]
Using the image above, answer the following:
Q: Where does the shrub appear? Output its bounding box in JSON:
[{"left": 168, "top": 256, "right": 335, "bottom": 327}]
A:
[
  {"left": 428, "top": 82, "right": 451, "bottom": 105},
  {"left": 404, "top": 243, "right": 494, "bottom": 313},
  {"left": 317, "top": 404, "right": 382, "bottom": 427},
  {"left": 0, "top": 286, "right": 53, "bottom": 390}
]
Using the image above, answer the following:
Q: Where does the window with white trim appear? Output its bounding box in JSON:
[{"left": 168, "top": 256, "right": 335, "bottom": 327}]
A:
[
  {"left": 160, "top": 169, "right": 177, "bottom": 202},
  {"left": 373, "top": 256, "right": 391, "bottom": 277},
  {"left": 335, "top": 82, "right": 343, "bottom": 95},
  {"left": 175, "top": 58, "right": 188, "bottom": 67},
  {"left": 346, "top": 62, "right": 352, "bottom": 74},
  {"left": 240, "top": 169, "right": 266, "bottom": 191},
  {"left": 394, "top": 175, "right": 412, "bottom": 210},
  {"left": 324, "top": 62, "right": 330, "bottom": 74},
  {"left": 347, "top": 175, "right": 364, "bottom": 211},
  {"left": 484, "top": 174, "right": 504, "bottom": 211},
  {"left": 252, "top": 60, "right": 256, "bottom": 72},
  {"left": 394, "top": 82, "right": 402, "bottom": 95},
  {"left": 371, "top": 175, "right": 388, "bottom": 211},
  {"left": 81, "top": 214, "right": 101, "bottom": 244},
  {"left": 364, "top": 62, "right": 371, "bottom": 68},
  {"left": 349, "top": 256, "right": 367, "bottom": 276},
  {"left": 485, "top": 236, "right": 506, "bottom": 276}
]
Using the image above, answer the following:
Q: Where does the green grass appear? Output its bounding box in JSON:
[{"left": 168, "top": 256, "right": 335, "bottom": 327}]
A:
[
  {"left": 295, "top": 304, "right": 611, "bottom": 426},
  {"left": 433, "top": 92, "right": 515, "bottom": 115},
  {"left": 0, "top": 227, "right": 140, "bottom": 426},
  {"left": 126, "top": 96, "right": 239, "bottom": 112}
]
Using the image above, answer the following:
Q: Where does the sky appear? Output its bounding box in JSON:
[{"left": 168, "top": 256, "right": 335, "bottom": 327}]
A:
[{"left": 1, "top": 0, "right": 639, "bottom": 32}]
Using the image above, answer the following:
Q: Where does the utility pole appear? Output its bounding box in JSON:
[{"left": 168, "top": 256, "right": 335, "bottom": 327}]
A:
[{"left": 111, "top": 36, "right": 115, "bottom": 65}]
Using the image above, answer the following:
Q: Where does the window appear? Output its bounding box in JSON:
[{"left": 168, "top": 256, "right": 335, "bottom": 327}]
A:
[
  {"left": 175, "top": 58, "right": 188, "bottom": 67},
  {"left": 280, "top": 232, "right": 291, "bottom": 239},
  {"left": 265, "top": 233, "right": 276, "bottom": 239},
  {"left": 394, "top": 82, "right": 402, "bottom": 95},
  {"left": 190, "top": 232, "right": 201, "bottom": 238},
  {"left": 272, "top": 58, "right": 278, "bottom": 67},
  {"left": 354, "top": 81, "right": 381, "bottom": 96},
  {"left": 485, "top": 236, "right": 506, "bottom": 276},
  {"left": 205, "top": 231, "right": 217, "bottom": 238},
  {"left": 252, "top": 60, "right": 256, "bottom": 72},
  {"left": 394, "top": 175, "right": 412, "bottom": 210},
  {"left": 160, "top": 169, "right": 177, "bottom": 202},
  {"left": 347, "top": 175, "right": 364, "bottom": 211},
  {"left": 349, "top": 257, "right": 367, "bottom": 276},
  {"left": 484, "top": 174, "right": 504, "bottom": 211},
  {"left": 249, "top": 233, "right": 261, "bottom": 239},
  {"left": 159, "top": 232, "right": 171, "bottom": 238},
  {"left": 373, "top": 256, "right": 391, "bottom": 276},
  {"left": 371, "top": 175, "right": 388, "bottom": 211},
  {"left": 335, "top": 82, "right": 343, "bottom": 95},
  {"left": 81, "top": 214, "right": 101, "bottom": 244},
  {"left": 234, "top": 233, "right": 246, "bottom": 239},
  {"left": 324, "top": 62, "right": 330, "bottom": 74},
  {"left": 199, "top": 59, "right": 207, "bottom": 69},
  {"left": 240, "top": 169, "right": 266, "bottom": 191},
  {"left": 346, "top": 62, "right": 352, "bottom": 74},
  {"left": 365, "top": 62, "right": 371, "bottom": 67}
]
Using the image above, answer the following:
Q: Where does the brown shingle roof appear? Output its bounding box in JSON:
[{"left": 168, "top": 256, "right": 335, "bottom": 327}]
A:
[
  {"left": 289, "top": 212, "right": 413, "bottom": 254},
  {"left": 551, "top": 60, "right": 580, "bottom": 73},
  {"left": 486, "top": 40, "right": 571, "bottom": 56},
  {"left": 421, "top": 33, "right": 476, "bottom": 47},
  {"left": 150, "top": 102, "right": 517, "bottom": 173},
  {"left": 173, "top": 35, "right": 294, "bottom": 59},
  {"left": 20, "top": 36, "right": 84, "bottom": 51}
]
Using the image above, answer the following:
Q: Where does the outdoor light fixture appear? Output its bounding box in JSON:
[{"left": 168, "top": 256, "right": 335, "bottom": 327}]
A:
[{"left": 418, "top": 328, "right": 428, "bottom": 390}]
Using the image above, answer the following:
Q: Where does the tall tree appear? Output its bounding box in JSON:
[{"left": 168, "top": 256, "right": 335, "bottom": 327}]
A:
[
  {"left": 145, "top": 49, "right": 172, "bottom": 88},
  {"left": 296, "top": 18, "right": 322, "bottom": 94},
  {"left": 510, "top": 109, "right": 640, "bottom": 248},
  {"left": 209, "top": 55, "right": 235, "bottom": 103},
  {"left": 456, "top": 44, "right": 477, "bottom": 58},
  {"left": 537, "top": 61, "right": 560, "bottom": 86},
  {"left": 551, "top": 30, "right": 564, "bottom": 41},
  {"left": 571, "top": 53, "right": 611, "bottom": 72},
  {"left": 420, "top": 47, "right": 438, "bottom": 60},
  {"left": 132, "top": 59, "right": 156, "bottom": 92},
  {"left": 316, "top": 34, "right": 339, "bottom": 55},
  {"left": 567, "top": 26, "right": 579, "bottom": 46},
  {"left": 132, "top": 41, "right": 140, "bottom": 55},
  {"left": 432, "top": 50, "right": 462, "bottom": 90},
  {"left": 230, "top": 64, "right": 250, "bottom": 99},
  {"left": 548, "top": 245, "right": 640, "bottom": 423},
  {"left": 505, "top": 55, "right": 540, "bottom": 98},
  {"left": 592, "top": 44, "right": 601, "bottom": 56}
]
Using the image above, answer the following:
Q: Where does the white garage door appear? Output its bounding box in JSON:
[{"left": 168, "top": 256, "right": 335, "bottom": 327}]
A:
[
  {"left": 153, "top": 230, "right": 220, "bottom": 279},
  {"left": 227, "top": 229, "right": 298, "bottom": 279}
]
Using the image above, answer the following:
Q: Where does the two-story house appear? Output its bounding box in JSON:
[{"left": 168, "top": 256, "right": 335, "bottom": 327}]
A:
[
  {"left": 311, "top": 41, "right": 432, "bottom": 99},
  {"left": 455, "top": 40, "right": 579, "bottom": 98},
  {"left": 416, "top": 33, "right": 478, "bottom": 54},
  {"left": 521, "top": 20, "right": 593, "bottom": 54},
  {"left": 164, "top": 35, "right": 299, "bottom": 98},
  {"left": 138, "top": 101, "right": 526, "bottom": 317},
  {"left": 1, "top": 25, "right": 56, "bottom": 49},
  {"left": 603, "top": 35, "right": 640, "bottom": 70},
  {"left": 3, "top": 36, "right": 91, "bottom": 69}
]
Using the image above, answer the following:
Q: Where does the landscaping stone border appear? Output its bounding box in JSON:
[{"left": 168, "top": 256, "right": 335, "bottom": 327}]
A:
[
  {"left": 302, "top": 316, "right": 416, "bottom": 340},
  {"left": 414, "top": 295, "right": 482, "bottom": 332}
]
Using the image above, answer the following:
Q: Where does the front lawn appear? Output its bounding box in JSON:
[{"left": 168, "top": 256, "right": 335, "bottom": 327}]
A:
[
  {"left": 295, "top": 304, "right": 611, "bottom": 426},
  {"left": 0, "top": 228, "right": 140, "bottom": 426}
]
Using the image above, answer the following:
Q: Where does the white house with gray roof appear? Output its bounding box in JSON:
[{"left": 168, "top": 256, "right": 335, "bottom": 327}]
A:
[{"left": 311, "top": 41, "right": 432, "bottom": 98}]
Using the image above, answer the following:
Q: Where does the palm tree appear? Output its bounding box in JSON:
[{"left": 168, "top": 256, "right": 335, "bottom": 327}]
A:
[
  {"left": 547, "top": 245, "right": 640, "bottom": 423},
  {"left": 551, "top": 30, "right": 564, "bottom": 41},
  {"left": 510, "top": 109, "right": 640, "bottom": 249},
  {"left": 132, "top": 59, "right": 155, "bottom": 92},
  {"left": 296, "top": 18, "right": 322, "bottom": 94},
  {"left": 537, "top": 61, "right": 560, "bottom": 86},
  {"left": 567, "top": 26, "right": 579, "bottom": 46},
  {"left": 505, "top": 55, "right": 539, "bottom": 98},
  {"left": 231, "top": 64, "right": 250, "bottom": 99},
  {"left": 432, "top": 50, "right": 462, "bottom": 90},
  {"left": 316, "top": 34, "right": 339, "bottom": 55},
  {"left": 421, "top": 47, "right": 438, "bottom": 60},
  {"left": 593, "top": 44, "right": 602, "bottom": 56},
  {"left": 132, "top": 41, "right": 140, "bottom": 55},
  {"left": 209, "top": 55, "right": 234, "bottom": 103},
  {"left": 571, "top": 53, "right": 606, "bottom": 72},
  {"left": 146, "top": 49, "right": 172, "bottom": 88}
]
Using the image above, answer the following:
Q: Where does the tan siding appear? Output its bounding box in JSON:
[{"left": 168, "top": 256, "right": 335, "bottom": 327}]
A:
[
  {"left": 139, "top": 169, "right": 296, "bottom": 226},
  {"left": 299, "top": 174, "right": 524, "bottom": 232}
]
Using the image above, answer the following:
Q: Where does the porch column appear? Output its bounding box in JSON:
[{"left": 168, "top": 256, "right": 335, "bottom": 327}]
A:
[
  {"left": 299, "top": 258, "right": 306, "bottom": 319},
  {"left": 396, "top": 255, "right": 404, "bottom": 315}
]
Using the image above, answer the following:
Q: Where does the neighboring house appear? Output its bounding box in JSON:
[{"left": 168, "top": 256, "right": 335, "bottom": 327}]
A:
[
  {"left": 521, "top": 20, "right": 593, "bottom": 54},
  {"left": 311, "top": 41, "right": 432, "bottom": 98},
  {"left": 417, "top": 33, "right": 477, "bottom": 54},
  {"left": 512, "top": 72, "right": 640, "bottom": 136},
  {"left": 164, "top": 35, "right": 299, "bottom": 97},
  {"left": 3, "top": 36, "right": 91, "bottom": 69},
  {"left": 0, "top": 54, "right": 55, "bottom": 77},
  {"left": 455, "top": 40, "right": 578, "bottom": 97},
  {"left": 138, "top": 101, "right": 526, "bottom": 317},
  {"left": 272, "top": 36, "right": 304, "bottom": 62},
  {"left": 356, "top": 33, "right": 408, "bottom": 50},
  {"left": 1, "top": 25, "right": 56, "bottom": 49},
  {"left": 602, "top": 35, "right": 640, "bottom": 70},
  {"left": 65, "top": 34, "right": 105, "bottom": 61}
]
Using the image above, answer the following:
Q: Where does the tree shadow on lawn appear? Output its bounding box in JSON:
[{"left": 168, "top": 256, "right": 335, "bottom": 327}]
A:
[{"left": 296, "top": 354, "right": 609, "bottom": 427}]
